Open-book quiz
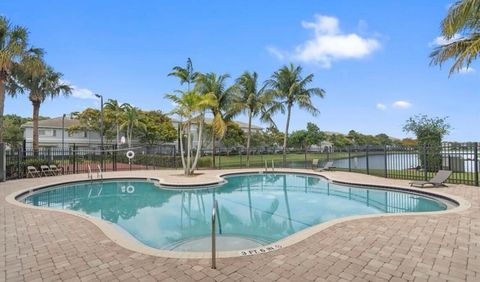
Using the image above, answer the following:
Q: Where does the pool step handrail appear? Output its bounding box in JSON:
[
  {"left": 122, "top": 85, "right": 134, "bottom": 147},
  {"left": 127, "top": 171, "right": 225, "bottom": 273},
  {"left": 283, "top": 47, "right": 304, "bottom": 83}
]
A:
[
  {"left": 211, "top": 200, "right": 218, "bottom": 269},
  {"left": 272, "top": 160, "right": 275, "bottom": 172},
  {"left": 97, "top": 164, "right": 103, "bottom": 180},
  {"left": 87, "top": 165, "right": 93, "bottom": 180}
]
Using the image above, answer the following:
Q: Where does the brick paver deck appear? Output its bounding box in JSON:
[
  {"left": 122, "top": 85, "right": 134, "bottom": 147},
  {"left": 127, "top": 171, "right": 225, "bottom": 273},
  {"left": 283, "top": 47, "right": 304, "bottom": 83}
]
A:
[{"left": 1, "top": 169, "right": 479, "bottom": 281}]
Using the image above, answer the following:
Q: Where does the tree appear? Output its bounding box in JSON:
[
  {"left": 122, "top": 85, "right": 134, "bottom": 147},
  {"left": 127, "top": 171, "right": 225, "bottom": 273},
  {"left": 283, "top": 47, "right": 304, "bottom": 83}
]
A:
[
  {"left": 232, "top": 71, "right": 273, "bottom": 166},
  {"left": 165, "top": 90, "right": 216, "bottom": 175},
  {"left": 195, "top": 72, "right": 235, "bottom": 167},
  {"left": 403, "top": 115, "right": 450, "bottom": 171},
  {"left": 0, "top": 17, "right": 31, "bottom": 142},
  {"left": 104, "top": 99, "right": 129, "bottom": 145},
  {"left": 16, "top": 56, "right": 71, "bottom": 152},
  {"left": 289, "top": 123, "right": 325, "bottom": 153},
  {"left": 328, "top": 134, "right": 352, "bottom": 147},
  {"left": 263, "top": 126, "right": 285, "bottom": 147},
  {"left": 138, "top": 110, "right": 176, "bottom": 145},
  {"left": 168, "top": 57, "right": 198, "bottom": 91},
  {"left": 266, "top": 64, "right": 325, "bottom": 165},
  {"left": 430, "top": 0, "right": 480, "bottom": 75},
  {"left": 120, "top": 105, "right": 145, "bottom": 148},
  {"left": 375, "top": 133, "right": 393, "bottom": 146},
  {"left": 1, "top": 114, "right": 31, "bottom": 148},
  {"left": 221, "top": 122, "right": 246, "bottom": 149}
]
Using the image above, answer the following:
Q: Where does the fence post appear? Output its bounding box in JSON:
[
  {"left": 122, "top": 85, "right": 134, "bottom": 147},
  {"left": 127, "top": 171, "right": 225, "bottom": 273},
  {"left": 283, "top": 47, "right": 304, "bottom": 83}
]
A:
[
  {"left": 474, "top": 142, "right": 479, "bottom": 186},
  {"left": 73, "top": 143, "right": 76, "bottom": 174},
  {"left": 174, "top": 147, "right": 177, "bottom": 169},
  {"left": 348, "top": 147, "right": 351, "bottom": 172},
  {"left": 384, "top": 145, "right": 388, "bottom": 178},
  {"left": 0, "top": 143, "right": 5, "bottom": 182},
  {"left": 366, "top": 145, "right": 370, "bottom": 175},
  {"left": 423, "top": 144, "right": 428, "bottom": 181}
]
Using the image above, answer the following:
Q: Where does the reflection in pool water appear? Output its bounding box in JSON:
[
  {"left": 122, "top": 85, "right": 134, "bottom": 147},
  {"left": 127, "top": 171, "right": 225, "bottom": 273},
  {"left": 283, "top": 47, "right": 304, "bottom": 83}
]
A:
[{"left": 24, "top": 173, "right": 448, "bottom": 251}]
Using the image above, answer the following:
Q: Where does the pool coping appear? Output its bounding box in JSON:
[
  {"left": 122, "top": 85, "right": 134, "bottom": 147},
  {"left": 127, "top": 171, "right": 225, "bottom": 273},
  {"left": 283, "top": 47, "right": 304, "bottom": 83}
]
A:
[{"left": 5, "top": 169, "right": 471, "bottom": 259}]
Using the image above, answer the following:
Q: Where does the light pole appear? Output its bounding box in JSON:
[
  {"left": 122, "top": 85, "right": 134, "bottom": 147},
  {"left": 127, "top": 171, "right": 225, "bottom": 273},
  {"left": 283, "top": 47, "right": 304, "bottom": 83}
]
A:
[
  {"left": 62, "top": 114, "right": 66, "bottom": 167},
  {"left": 95, "top": 94, "right": 104, "bottom": 170}
]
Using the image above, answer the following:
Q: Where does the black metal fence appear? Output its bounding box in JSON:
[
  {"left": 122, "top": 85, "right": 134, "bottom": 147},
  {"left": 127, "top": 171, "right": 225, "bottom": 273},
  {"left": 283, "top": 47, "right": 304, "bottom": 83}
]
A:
[
  {"left": 5, "top": 144, "right": 178, "bottom": 180},
  {"left": 4, "top": 142, "right": 480, "bottom": 186}
]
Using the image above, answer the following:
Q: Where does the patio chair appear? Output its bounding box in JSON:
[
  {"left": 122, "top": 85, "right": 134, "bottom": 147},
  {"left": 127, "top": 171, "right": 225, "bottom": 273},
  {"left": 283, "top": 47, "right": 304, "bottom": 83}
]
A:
[
  {"left": 409, "top": 170, "right": 452, "bottom": 188},
  {"left": 313, "top": 160, "right": 334, "bottom": 172},
  {"left": 26, "top": 166, "right": 41, "bottom": 178},
  {"left": 40, "top": 165, "right": 54, "bottom": 176},
  {"left": 49, "top": 164, "right": 62, "bottom": 176}
]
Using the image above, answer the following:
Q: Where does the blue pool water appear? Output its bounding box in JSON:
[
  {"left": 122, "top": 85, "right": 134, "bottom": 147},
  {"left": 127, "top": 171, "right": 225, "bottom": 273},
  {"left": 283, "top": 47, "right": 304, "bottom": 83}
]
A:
[{"left": 23, "top": 173, "right": 449, "bottom": 251}]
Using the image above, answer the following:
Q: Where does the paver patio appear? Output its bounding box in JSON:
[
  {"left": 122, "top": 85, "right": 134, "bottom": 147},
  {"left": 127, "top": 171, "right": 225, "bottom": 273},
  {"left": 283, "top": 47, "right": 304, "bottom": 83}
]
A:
[{"left": 1, "top": 169, "right": 479, "bottom": 281}]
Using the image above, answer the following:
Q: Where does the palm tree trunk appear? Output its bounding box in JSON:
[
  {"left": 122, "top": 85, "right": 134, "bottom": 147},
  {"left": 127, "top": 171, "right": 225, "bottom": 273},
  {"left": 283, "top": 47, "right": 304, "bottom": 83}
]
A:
[
  {"left": 116, "top": 122, "right": 120, "bottom": 146},
  {"left": 179, "top": 123, "right": 187, "bottom": 174},
  {"left": 211, "top": 131, "right": 216, "bottom": 168},
  {"left": 246, "top": 110, "right": 252, "bottom": 167},
  {"left": 283, "top": 104, "right": 292, "bottom": 166},
  {"left": 0, "top": 76, "right": 5, "bottom": 142},
  {"left": 31, "top": 99, "right": 41, "bottom": 155},
  {"left": 186, "top": 122, "right": 192, "bottom": 175},
  {"left": 191, "top": 114, "right": 204, "bottom": 173}
]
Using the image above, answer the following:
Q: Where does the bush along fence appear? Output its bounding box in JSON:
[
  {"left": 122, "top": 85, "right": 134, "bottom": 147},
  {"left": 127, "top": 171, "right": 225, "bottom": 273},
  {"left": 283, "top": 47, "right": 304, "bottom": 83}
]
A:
[{"left": 3, "top": 142, "right": 479, "bottom": 186}]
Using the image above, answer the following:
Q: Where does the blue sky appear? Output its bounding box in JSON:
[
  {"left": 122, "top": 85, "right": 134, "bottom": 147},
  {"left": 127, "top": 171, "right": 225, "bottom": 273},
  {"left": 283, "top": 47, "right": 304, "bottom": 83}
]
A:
[{"left": 2, "top": 0, "right": 478, "bottom": 141}]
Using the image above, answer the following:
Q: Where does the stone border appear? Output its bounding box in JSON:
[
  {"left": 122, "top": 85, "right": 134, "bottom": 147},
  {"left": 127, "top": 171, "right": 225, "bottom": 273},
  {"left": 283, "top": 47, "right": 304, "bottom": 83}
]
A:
[{"left": 5, "top": 169, "right": 471, "bottom": 259}]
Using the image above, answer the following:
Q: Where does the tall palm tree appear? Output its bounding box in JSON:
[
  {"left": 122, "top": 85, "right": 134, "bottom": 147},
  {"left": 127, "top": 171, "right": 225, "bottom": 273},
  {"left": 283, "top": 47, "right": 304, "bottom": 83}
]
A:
[
  {"left": 430, "top": 0, "right": 480, "bottom": 75},
  {"left": 165, "top": 90, "right": 216, "bottom": 175},
  {"left": 266, "top": 64, "right": 325, "bottom": 165},
  {"left": 168, "top": 58, "right": 199, "bottom": 91},
  {"left": 16, "top": 56, "right": 71, "bottom": 153},
  {"left": 195, "top": 72, "right": 235, "bottom": 167},
  {"left": 0, "top": 17, "right": 31, "bottom": 142},
  {"left": 232, "top": 71, "right": 273, "bottom": 167},
  {"left": 120, "top": 105, "right": 145, "bottom": 148},
  {"left": 104, "top": 99, "right": 129, "bottom": 146}
]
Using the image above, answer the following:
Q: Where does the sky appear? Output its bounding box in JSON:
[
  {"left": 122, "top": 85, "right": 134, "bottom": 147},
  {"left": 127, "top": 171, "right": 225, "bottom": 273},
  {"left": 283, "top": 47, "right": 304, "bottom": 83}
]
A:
[{"left": 1, "top": 0, "right": 479, "bottom": 141}]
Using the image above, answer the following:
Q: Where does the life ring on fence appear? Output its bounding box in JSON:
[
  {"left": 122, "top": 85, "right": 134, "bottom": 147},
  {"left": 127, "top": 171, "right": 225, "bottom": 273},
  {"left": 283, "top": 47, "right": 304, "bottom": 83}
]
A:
[{"left": 126, "top": 150, "right": 135, "bottom": 159}]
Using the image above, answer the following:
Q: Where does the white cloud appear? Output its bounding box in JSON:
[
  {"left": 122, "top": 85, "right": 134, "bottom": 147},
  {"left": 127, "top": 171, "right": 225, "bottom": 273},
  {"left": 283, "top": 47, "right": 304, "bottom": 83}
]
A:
[
  {"left": 392, "top": 101, "right": 411, "bottom": 109},
  {"left": 61, "top": 80, "right": 98, "bottom": 100},
  {"left": 376, "top": 103, "right": 387, "bottom": 110},
  {"left": 267, "top": 15, "right": 381, "bottom": 68},
  {"left": 429, "top": 33, "right": 462, "bottom": 47},
  {"left": 458, "top": 67, "right": 475, "bottom": 74},
  {"left": 71, "top": 86, "right": 97, "bottom": 99},
  {"left": 265, "top": 46, "right": 286, "bottom": 60}
]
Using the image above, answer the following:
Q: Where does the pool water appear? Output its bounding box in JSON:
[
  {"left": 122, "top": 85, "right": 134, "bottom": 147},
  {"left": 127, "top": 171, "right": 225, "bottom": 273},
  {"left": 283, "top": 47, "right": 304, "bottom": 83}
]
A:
[{"left": 23, "top": 173, "right": 448, "bottom": 251}]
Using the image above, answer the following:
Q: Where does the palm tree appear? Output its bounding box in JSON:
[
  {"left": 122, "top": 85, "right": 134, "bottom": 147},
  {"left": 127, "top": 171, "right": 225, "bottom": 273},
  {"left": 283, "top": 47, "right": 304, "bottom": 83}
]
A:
[
  {"left": 266, "top": 64, "right": 325, "bottom": 165},
  {"left": 232, "top": 71, "right": 273, "bottom": 167},
  {"left": 165, "top": 90, "right": 216, "bottom": 175},
  {"left": 120, "top": 105, "right": 145, "bottom": 148},
  {"left": 195, "top": 72, "right": 235, "bottom": 167},
  {"left": 0, "top": 17, "right": 31, "bottom": 142},
  {"left": 430, "top": 0, "right": 480, "bottom": 75},
  {"left": 168, "top": 58, "right": 199, "bottom": 91},
  {"left": 104, "top": 99, "right": 129, "bottom": 146},
  {"left": 16, "top": 56, "right": 71, "bottom": 153}
]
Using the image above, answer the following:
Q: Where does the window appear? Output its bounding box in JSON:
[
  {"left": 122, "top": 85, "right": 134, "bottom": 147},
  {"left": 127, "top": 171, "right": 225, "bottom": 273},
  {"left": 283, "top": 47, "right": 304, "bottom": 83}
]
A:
[{"left": 39, "top": 129, "right": 56, "bottom": 137}]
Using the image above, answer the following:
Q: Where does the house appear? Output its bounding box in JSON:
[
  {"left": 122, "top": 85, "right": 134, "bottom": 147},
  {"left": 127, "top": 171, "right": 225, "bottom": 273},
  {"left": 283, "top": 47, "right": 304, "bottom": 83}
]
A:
[
  {"left": 21, "top": 116, "right": 103, "bottom": 150},
  {"left": 22, "top": 117, "right": 264, "bottom": 150}
]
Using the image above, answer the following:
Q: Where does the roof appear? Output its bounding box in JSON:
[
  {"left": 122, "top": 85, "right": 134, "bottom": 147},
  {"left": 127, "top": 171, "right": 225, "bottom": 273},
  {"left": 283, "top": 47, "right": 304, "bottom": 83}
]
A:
[
  {"left": 172, "top": 118, "right": 263, "bottom": 130},
  {"left": 21, "top": 117, "right": 80, "bottom": 129},
  {"left": 23, "top": 116, "right": 264, "bottom": 131}
]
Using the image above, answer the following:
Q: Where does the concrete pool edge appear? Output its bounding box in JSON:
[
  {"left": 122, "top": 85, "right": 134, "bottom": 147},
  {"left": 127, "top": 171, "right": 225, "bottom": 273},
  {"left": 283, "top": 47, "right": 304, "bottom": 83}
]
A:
[{"left": 5, "top": 169, "right": 471, "bottom": 259}]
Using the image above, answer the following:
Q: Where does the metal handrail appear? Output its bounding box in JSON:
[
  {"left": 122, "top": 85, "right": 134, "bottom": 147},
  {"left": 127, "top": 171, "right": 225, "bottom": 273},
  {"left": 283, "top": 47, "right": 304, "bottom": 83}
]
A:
[
  {"left": 272, "top": 160, "right": 275, "bottom": 172},
  {"left": 87, "top": 165, "right": 92, "bottom": 180},
  {"left": 97, "top": 164, "right": 103, "bottom": 180},
  {"left": 211, "top": 200, "right": 218, "bottom": 269}
]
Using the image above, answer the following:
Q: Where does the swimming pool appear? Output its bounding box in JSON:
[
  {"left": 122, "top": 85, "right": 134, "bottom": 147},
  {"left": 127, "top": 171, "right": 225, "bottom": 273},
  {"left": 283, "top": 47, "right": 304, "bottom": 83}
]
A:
[{"left": 22, "top": 173, "right": 450, "bottom": 252}]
